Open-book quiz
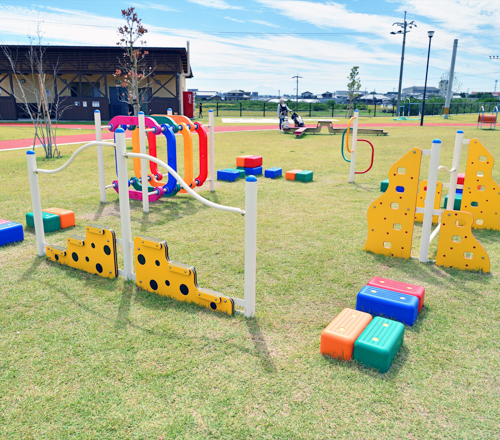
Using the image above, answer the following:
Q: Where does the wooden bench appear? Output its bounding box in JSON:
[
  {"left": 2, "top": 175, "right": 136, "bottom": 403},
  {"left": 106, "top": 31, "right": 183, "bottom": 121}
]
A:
[{"left": 294, "top": 127, "right": 308, "bottom": 138}]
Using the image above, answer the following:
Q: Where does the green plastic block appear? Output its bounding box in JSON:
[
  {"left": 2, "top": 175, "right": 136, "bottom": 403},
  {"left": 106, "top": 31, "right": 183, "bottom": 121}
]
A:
[
  {"left": 295, "top": 170, "right": 313, "bottom": 182},
  {"left": 353, "top": 316, "right": 404, "bottom": 373},
  {"left": 443, "top": 193, "right": 462, "bottom": 210},
  {"left": 26, "top": 211, "right": 61, "bottom": 233},
  {"left": 380, "top": 179, "right": 389, "bottom": 192},
  {"left": 225, "top": 168, "right": 245, "bottom": 179}
]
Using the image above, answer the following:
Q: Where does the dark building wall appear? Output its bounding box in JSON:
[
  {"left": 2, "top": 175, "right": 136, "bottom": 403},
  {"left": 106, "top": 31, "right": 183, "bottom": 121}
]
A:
[{"left": 0, "top": 97, "right": 17, "bottom": 120}]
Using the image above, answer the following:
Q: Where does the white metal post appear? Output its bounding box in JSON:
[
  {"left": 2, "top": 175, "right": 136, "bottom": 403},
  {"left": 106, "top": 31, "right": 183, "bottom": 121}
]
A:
[
  {"left": 244, "top": 176, "right": 257, "bottom": 318},
  {"left": 138, "top": 111, "right": 149, "bottom": 213},
  {"left": 209, "top": 109, "right": 215, "bottom": 192},
  {"left": 349, "top": 110, "right": 359, "bottom": 183},
  {"left": 167, "top": 108, "right": 173, "bottom": 116},
  {"left": 115, "top": 129, "right": 134, "bottom": 280},
  {"left": 94, "top": 110, "right": 106, "bottom": 203},
  {"left": 26, "top": 150, "right": 46, "bottom": 256},
  {"left": 446, "top": 130, "right": 464, "bottom": 210},
  {"left": 419, "top": 139, "right": 442, "bottom": 263}
]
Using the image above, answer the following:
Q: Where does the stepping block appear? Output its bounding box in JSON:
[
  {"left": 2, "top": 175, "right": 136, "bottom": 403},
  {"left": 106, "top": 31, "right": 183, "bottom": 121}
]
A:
[
  {"left": 236, "top": 155, "right": 252, "bottom": 168},
  {"left": 0, "top": 220, "right": 24, "bottom": 246},
  {"left": 264, "top": 167, "right": 282, "bottom": 179},
  {"left": 353, "top": 316, "right": 405, "bottom": 373},
  {"left": 245, "top": 166, "right": 262, "bottom": 176},
  {"left": 245, "top": 156, "right": 263, "bottom": 168},
  {"left": 26, "top": 211, "right": 61, "bottom": 233},
  {"left": 380, "top": 178, "right": 389, "bottom": 192},
  {"left": 443, "top": 192, "right": 462, "bottom": 210},
  {"left": 320, "top": 308, "right": 372, "bottom": 360},
  {"left": 286, "top": 169, "right": 302, "bottom": 181},
  {"left": 43, "top": 208, "right": 75, "bottom": 229},
  {"left": 367, "top": 277, "right": 425, "bottom": 313},
  {"left": 229, "top": 168, "right": 246, "bottom": 179},
  {"left": 217, "top": 169, "right": 240, "bottom": 182},
  {"left": 295, "top": 170, "right": 313, "bottom": 182},
  {"left": 457, "top": 173, "right": 465, "bottom": 185},
  {"left": 356, "top": 285, "right": 419, "bottom": 326}
]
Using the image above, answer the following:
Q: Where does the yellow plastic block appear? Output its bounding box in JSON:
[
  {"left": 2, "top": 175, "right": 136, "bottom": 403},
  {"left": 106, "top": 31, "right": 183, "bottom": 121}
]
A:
[
  {"left": 436, "top": 210, "right": 490, "bottom": 273},
  {"left": 461, "top": 139, "right": 500, "bottom": 231},
  {"left": 364, "top": 148, "right": 422, "bottom": 259},
  {"left": 46, "top": 224, "right": 118, "bottom": 278},
  {"left": 134, "top": 236, "right": 234, "bottom": 314},
  {"left": 415, "top": 180, "right": 442, "bottom": 224}
]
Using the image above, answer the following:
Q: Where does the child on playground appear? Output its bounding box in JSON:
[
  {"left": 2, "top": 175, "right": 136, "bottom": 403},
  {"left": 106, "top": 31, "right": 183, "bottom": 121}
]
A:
[{"left": 277, "top": 98, "right": 292, "bottom": 131}]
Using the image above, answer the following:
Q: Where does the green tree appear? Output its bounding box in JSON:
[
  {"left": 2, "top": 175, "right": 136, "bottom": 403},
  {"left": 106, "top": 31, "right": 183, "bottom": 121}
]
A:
[{"left": 347, "top": 66, "right": 361, "bottom": 117}]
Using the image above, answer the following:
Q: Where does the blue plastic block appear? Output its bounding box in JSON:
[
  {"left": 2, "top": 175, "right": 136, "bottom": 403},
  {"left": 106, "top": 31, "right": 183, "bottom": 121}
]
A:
[
  {"left": 265, "top": 167, "right": 282, "bottom": 179},
  {"left": 245, "top": 166, "right": 262, "bottom": 176},
  {"left": 0, "top": 221, "right": 24, "bottom": 246},
  {"left": 356, "top": 285, "right": 419, "bottom": 326},
  {"left": 217, "top": 169, "right": 239, "bottom": 182}
]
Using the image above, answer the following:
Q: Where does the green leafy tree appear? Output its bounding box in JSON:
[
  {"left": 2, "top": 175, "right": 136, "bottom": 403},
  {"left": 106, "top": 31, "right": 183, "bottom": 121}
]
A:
[{"left": 347, "top": 66, "right": 361, "bottom": 117}]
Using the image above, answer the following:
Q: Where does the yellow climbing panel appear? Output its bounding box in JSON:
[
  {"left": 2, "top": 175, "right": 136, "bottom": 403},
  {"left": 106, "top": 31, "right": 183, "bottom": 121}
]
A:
[
  {"left": 436, "top": 210, "right": 490, "bottom": 273},
  {"left": 46, "top": 225, "right": 118, "bottom": 278},
  {"left": 415, "top": 180, "right": 443, "bottom": 224},
  {"left": 364, "top": 148, "right": 422, "bottom": 259},
  {"left": 134, "top": 236, "right": 234, "bottom": 314},
  {"left": 461, "top": 139, "right": 500, "bottom": 231}
]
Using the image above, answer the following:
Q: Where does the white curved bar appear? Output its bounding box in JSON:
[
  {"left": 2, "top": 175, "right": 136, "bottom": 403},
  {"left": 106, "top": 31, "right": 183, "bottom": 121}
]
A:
[
  {"left": 125, "top": 152, "right": 245, "bottom": 215},
  {"left": 35, "top": 142, "right": 115, "bottom": 174},
  {"left": 438, "top": 166, "right": 456, "bottom": 173}
]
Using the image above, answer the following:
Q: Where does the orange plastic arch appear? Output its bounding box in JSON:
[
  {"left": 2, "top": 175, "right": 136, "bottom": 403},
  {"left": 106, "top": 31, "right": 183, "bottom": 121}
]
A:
[
  {"left": 177, "top": 122, "right": 196, "bottom": 193},
  {"left": 345, "top": 116, "right": 356, "bottom": 153}
]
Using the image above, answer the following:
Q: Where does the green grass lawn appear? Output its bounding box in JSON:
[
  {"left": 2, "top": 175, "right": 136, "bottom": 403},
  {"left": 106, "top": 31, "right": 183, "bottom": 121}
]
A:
[
  {"left": 0, "top": 126, "right": 96, "bottom": 141},
  {"left": 0, "top": 122, "right": 499, "bottom": 438}
]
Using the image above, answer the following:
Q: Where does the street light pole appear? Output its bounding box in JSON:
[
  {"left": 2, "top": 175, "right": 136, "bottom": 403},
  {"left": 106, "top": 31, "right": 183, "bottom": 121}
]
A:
[
  {"left": 420, "top": 31, "right": 434, "bottom": 126},
  {"left": 293, "top": 74, "right": 302, "bottom": 111}
]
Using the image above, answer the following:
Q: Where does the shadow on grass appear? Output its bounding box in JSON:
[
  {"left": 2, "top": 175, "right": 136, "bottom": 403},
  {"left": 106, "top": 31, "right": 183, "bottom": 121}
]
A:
[
  {"left": 92, "top": 201, "right": 106, "bottom": 221},
  {"left": 114, "top": 282, "right": 134, "bottom": 330},
  {"left": 18, "top": 255, "right": 45, "bottom": 281},
  {"left": 246, "top": 318, "right": 277, "bottom": 374}
]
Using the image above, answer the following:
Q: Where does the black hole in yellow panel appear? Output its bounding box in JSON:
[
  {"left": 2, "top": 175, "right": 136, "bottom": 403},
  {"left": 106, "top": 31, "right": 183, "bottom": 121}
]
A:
[
  {"left": 165, "top": 280, "right": 170, "bottom": 286},
  {"left": 138, "top": 254, "right": 146, "bottom": 265},
  {"left": 180, "top": 284, "right": 189, "bottom": 296},
  {"left": 103, "top": 245, "right": 111, "bottom": 255},
  {"left": 91, "top": 243, "right": 95, "bottom": 249},
  {"left": 155, "top": 260, "right": 160, "bottom": 266},
  {"left": 96, "top": 263, "right": 103, "bottom": 273},
  {"left": 72, "top": 252, "right": 78, "bottom": 262},
  {"left": 55, "top": 254, "right": 59, "bottom": 261},
  {"left": 150, "top": 279, "right": 158, "bottom": 290},
  {"left": 210, "top": 302, "right": 217, "bottom": 310},
  {"left": 85, "top": 256, "right": 89, "bottom": 262}
]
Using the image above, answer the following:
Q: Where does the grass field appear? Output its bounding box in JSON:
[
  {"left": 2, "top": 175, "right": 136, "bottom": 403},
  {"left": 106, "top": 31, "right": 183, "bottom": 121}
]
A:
[{"left": 0, "top": 117, "right": 499, "bottom": 438}]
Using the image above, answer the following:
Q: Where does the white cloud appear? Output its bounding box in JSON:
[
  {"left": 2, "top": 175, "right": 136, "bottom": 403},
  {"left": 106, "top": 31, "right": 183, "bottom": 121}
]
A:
[
  {"left": 185, "top": 0, "right": 243, "bottom": 10},
  {"left": 224, "top": 16, "right": 245, "bottom": 23},
  {"left": 249, "top": 20, "right": 280, "bottom": 28},
  {"left": 132, "top": 2, "right": 181, "bottom": 12}
]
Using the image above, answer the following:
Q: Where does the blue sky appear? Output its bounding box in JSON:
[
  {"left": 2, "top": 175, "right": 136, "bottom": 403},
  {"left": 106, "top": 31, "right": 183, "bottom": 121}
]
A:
[{"left": 1, "top": 0, "right": 499, "bottom": 96}]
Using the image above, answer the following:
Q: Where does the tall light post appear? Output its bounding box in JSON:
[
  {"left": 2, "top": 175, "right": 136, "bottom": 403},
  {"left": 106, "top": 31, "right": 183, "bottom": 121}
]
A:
[
  {"left": 293, "top": 74, "right": 302, "bottom": 111},
  {"left": 391, "top": 11, "right": 417, "bottom": 117},
  {"left": 420, "top": 30, "right": 434, "bottom": 126}
]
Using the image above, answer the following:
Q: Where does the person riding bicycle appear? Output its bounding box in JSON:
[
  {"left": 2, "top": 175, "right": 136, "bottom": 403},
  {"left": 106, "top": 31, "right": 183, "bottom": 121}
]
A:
[{"left": 277, "top": 98, "right": 292, "bottom": 131}]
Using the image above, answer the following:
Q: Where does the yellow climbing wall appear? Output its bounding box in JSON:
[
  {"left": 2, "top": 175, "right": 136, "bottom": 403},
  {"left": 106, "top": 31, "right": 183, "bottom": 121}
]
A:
[
  {"left": 134, "top": 236, "right": 234, "bottom": 314},
  {"left": 461, "top": 139, "right": 500, "bottom": 231},
  {"left": 436, "top": 210, "right": 490, "bottom": 273},
  {"left": 46, "top": 225, "right": 118, "bottom": 278},
  {"left": 415, "top": 180, "right": 443, "bottom": 224},
  {"left": 364, "top": 148, "right": 422, "bottom": 259}
]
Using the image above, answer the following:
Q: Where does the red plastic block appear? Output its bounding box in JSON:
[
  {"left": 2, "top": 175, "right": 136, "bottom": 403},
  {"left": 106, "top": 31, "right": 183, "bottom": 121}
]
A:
[
  {"left": 0, "top": 219, "right": 10, "bottom": 225},
  {"left": 367, "top": 277, "right": 425, "bottom": 312},
  {"left": 457, "top": 173, "right": 465, "bottom": 185},
  {"left": 245, "top": 155, "right": 263, "bottom": 168},
  {"left": 236, "top": 155, "right": 252, "bottom": 168}
]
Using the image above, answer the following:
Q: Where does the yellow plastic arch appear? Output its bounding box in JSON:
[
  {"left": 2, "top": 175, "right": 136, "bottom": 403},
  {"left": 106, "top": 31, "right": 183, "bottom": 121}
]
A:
[
  {"left": 178, "top": 122, "right": 195, "bottom": 193},
  {"left": 132, "top": 128, "right": 142, "bottom": 179},
  {"left": 415, "top": 180, "right": 443, "bottom": 224},
  {"left": 461, "top": 139, "right": 500, "bottom": 231},
  {"left": 364, "top": 148, "right": 422, "bottom": 259},
  {"left": 345, "top": 116, "right": 355, "bottom": 153},
  {"left": 436, "top": 210, "right": 490, "bottom": 272}
]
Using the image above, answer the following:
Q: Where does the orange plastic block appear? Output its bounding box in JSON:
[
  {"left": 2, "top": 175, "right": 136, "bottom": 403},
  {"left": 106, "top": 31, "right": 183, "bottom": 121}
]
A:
[
  {"left": 320, "top": 308, "right": 373, "bottom": 360},
  {"left": 236, "top": 155, "right": 252, "bottom": 168},
  {"left": 286, "top": 169, "right": 302, "bottom": 181},
  {"left": 42, "top": 208, "right": 75, "bottom": 229}
]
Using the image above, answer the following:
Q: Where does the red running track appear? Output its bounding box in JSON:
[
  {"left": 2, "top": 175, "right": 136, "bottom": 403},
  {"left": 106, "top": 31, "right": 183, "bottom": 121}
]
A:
[{"left": 0, "top": 122, "right": 479, "bottom": 151}]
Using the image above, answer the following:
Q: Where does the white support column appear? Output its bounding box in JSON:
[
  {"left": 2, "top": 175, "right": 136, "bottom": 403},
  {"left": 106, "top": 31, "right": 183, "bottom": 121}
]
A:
[
  {"left": 138, "top": 111, "right": 149, "bottom": 213},
  {"left": 348, "top": 110, "right": 359, "bottom": 183},
  {"left": 94, "top": 110, "right": 106, "bottom": 203},
  {"left": 115, "top": 129, "right": 134, "bottom": 280},
  {"left": 446, "top": 130, "right": 464, "bottom": 210},
  {"left": 244, "top": 176, "right": 257, "bottom": 318},
  {"left": 26, "top": 150, "right": 46, "bottom": 256},
  {"left": 419, "top": 139, "right": 442, "bottom": 263},
  {"left": 209, "top": 109, "right": 215, "bottom": 192}
]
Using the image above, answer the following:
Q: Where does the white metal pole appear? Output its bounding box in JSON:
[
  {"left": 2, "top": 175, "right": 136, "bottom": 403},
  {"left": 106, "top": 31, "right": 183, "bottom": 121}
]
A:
[
  {"left": 349, "top": 110, "right": 359, "bottom": 183},
  {"left": 419, "top": 139, "right": 442, "bottom": 263},
  {"left": 209, "top": 109, "right": 215, "bottom": 192},
  {"left": 94, "top": 110, "right": 107, "bottom": 203},
  {"left": 244, "top": 176, "right": 257, "bottom": 318},
  {"left": 26, "top": 150, "right": 46, "bottom": 256},
  {"left": 167, "top": 108, "right": 173, "bottom": 116},
  {"left": 444, "top": 39, "right": 458, "bottom": 119},
  {"left": 115, "top": 129, "right": 134, "bottom": 280},
  {"left": 138, "top": 111, "right": 149, "bottom": 213},
  {"left": 446, "top": 130, "right": 463, "bottom": 210}
]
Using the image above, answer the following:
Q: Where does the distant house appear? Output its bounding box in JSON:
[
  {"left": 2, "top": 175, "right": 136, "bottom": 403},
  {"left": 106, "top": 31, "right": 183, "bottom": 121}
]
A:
[
  {"left": 317, "top": 91, "right": 334, "bottom": 103},
  {"left": 226, "top": 89, "right": 251, "bottom": 100},
  {"left": 192, "top": 91, "right": 221, "bottom": 101},
  {"left": 403, "top": 86, "right": 440, "bottom": 96},
  {"left": 300, "top": 91, "right": 316, "bottom": 99}
]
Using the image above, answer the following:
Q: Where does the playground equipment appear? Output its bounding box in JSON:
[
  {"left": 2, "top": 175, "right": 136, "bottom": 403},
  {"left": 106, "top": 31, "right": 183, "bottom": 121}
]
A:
[
  {"left": 285, "top": 170, "right": 313, "bottom": 182},
  {"left": 26, "top": 208, "right": 75, "bottom": 232},
  {"left": 292, "top": 119, "right": 387, "bottom": 138},
  {"left": 0, "top": 219, "right": 24, "bottom": 246},
  {"left": 394, "top": 99, "right": 421, "bottom": 121},
  {"left": 26, "top": 129, "right": 257, "bottom": 317},
  {"left": 477, "top": 106, "right": 498, "bottom": 130},
  {"left": 364, "top": 130, "right": 498, "bottom": 272}
]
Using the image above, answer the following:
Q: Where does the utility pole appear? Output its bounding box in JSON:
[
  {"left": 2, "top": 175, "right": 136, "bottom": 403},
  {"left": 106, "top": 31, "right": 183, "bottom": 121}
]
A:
[
  {"left": 293, "top": 74, "right": 302, "bottom": 111},
  {"left": 420, "top": 31, "right": 435, "bottom": 126},
  {"left": 391, "top": 11, "right": 417, "bottom": 117},
  {"left": 444, "top": 39, "right": 458, "bottom": 119},
  {"left": 495, "top": 80, "right": 498, "bottom": 93}
]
